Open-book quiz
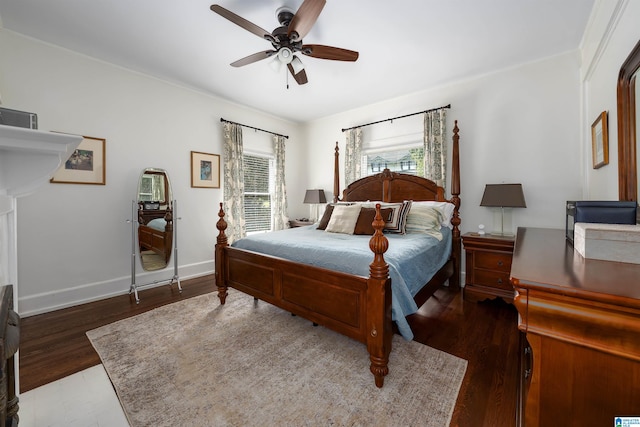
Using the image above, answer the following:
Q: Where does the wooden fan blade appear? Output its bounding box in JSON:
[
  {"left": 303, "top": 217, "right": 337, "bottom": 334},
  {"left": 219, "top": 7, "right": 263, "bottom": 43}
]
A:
[
  {"left": 301, "top": 44, "right": 359, "bottom": 61},
  {"left": 287, "top": 0, "right": 326, "bottom": 41},
  {"left": 210, "top": 5, "right": 271, "bottom": 40},
  {"left": 231, "top": 50, "right": 276, "bottom": 67},
  {"left": 287, "top": 64, "right": 308, "bottom": 85}
]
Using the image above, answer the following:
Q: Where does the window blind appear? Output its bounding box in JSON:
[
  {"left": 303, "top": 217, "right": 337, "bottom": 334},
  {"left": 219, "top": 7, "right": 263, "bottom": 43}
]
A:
[{"left": 243, "top": 154, "right": 272, "bottom": 233}]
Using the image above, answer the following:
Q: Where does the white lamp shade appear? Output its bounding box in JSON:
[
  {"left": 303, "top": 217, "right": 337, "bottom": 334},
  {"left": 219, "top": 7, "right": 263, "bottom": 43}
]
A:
[
  {"left": 269, "top": 56, "right": 283, "bottom": 72},
  {"left": 290, "top": 56, "right": 304, "bottom": 75}
]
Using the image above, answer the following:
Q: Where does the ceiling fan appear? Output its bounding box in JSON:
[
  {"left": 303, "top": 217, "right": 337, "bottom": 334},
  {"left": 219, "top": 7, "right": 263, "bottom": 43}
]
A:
[{"left": 210, "top": 0, "right": 359, "bottom": 85}]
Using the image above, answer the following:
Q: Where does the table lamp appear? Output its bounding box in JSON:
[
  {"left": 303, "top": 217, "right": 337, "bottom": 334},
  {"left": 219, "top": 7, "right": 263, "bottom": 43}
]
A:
[{"left": 480, "top": 184, "right": 526, "bottom": 236}]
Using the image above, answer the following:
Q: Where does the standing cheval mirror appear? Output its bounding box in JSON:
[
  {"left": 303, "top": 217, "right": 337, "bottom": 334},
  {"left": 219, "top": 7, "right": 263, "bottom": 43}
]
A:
[{"left": 128, "top": 168, "right": 181, "bottom": 303}]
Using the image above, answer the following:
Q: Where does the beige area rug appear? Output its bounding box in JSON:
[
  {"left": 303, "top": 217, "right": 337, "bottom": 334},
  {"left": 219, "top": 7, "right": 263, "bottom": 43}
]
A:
[{"left": 87, "top": 291, "right": 467, "bottom": 427}]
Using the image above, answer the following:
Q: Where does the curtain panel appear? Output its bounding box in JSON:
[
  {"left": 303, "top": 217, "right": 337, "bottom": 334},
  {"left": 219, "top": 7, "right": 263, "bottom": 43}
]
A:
[
  {"left": 344, "top": 127, "right": 363, "bottom": 187},
  {"left": 222, "top": 122, "right": 246, "bottom": 243},
  {"left": 423, "top": 110, "right": 447, "bottom": 190},
  {"left": 272, "top": 135, "right": 289, "bottom": 230}
]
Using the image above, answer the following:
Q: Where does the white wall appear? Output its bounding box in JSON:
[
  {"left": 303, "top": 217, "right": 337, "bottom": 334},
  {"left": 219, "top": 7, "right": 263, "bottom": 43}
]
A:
[
  {"left": 0, "top": 30, "right": 306, "bottom": 315},
  {"left": 304, "top": 52, "right": 584, "bottom": 236},
  {"left": 581, "top": 0, "right": 640, "bottom": 199}
]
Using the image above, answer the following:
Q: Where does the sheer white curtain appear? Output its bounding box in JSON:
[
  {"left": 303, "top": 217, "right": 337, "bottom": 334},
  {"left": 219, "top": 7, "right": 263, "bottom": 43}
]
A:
[
  {"left": 222, "top": 122, "right": 246, "bottom": 243},
  {"left": 272, "top": 134, "right": 289, "bottom": 230},
  {"left": 423, "top": 110, "right": 447, "bottom": 189},
  {"left": 344, "top": 127, "right": 363, "bottom": 186}
]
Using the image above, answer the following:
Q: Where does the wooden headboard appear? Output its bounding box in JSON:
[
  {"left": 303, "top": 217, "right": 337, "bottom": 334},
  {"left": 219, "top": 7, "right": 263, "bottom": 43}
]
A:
[{"left": 342, "top": 170, "right": 446, "bottom": 203}]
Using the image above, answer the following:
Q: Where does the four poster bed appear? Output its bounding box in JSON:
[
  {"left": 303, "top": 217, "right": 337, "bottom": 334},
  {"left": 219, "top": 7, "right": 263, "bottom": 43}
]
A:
[{"left": 215, "top": 121, "right": 462, "bottom": 388}]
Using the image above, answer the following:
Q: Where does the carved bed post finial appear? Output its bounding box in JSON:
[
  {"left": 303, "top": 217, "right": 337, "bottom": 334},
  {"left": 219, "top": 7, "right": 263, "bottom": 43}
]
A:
[
  {"left": 367, "top": 204, "right": 392, "bottom": 387},
  {"left": 334, "top": 141, "right": 340, "bottom": 203},
  {"left": 215, "top": 202, "right": 229, "bottom": 304}
]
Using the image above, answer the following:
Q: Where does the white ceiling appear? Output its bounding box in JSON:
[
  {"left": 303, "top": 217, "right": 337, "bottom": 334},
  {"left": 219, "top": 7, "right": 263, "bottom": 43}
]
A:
[{"left": 0, "top": 0, "right": 595, "bottom": 123}]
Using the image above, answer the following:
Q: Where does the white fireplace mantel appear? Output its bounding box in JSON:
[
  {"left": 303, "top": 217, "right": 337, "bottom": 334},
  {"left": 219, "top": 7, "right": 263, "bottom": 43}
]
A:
[{"left": 0, "top": 125, "right": 83, "bottom": 199}]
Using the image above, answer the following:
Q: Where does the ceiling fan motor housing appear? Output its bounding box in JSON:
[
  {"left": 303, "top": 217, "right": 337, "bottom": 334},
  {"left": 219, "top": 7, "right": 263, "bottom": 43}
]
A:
[{"left": 276, "top": 7, "right": 294, "bottom": 26}]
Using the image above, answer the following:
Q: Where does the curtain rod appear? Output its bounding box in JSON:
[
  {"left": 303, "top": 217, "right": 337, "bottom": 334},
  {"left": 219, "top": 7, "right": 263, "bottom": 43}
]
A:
[
  {"left": 341, "top": 104, "right": 451, "bottom": 133},
  {"left": 220, "top": 118, "right": 289, "bottom": 139}
]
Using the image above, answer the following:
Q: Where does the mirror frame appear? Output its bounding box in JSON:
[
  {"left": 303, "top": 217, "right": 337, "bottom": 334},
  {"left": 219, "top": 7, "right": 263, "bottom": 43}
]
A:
[{"left": 617, "top": 39, "right": 640, "bottom": 202}]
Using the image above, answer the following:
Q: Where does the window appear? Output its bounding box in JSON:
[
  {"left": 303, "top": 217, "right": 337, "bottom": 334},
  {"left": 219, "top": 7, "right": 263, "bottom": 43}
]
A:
[
  {"left": 243, "top": 154, "right": 274, "bottom": 233},
  {"left": 361, "top": 146, "right": 424, "bottom": 177},
  {"left": 138, "top": 173, "right": 166, "bottom": 202}
]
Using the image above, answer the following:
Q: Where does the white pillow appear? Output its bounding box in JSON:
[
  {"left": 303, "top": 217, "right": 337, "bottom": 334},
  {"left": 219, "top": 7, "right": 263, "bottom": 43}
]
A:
[
  {"left": 325, "top": 204, "right": 362, "bottom": 234},
  {"left": 410, "top": 201, "right": 455, "bottom": 229}
]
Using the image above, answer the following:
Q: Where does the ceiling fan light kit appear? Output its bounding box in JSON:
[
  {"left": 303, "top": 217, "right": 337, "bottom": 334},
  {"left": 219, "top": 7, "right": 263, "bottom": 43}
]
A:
[{"left": 210, "top": 0, "right": 358, "bottom": 86}]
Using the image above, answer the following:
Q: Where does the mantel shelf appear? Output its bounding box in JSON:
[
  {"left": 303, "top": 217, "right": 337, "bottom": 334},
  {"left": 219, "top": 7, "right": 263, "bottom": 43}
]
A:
[{"left": 0, "top": 125, "right": 83, "bottom": 197}]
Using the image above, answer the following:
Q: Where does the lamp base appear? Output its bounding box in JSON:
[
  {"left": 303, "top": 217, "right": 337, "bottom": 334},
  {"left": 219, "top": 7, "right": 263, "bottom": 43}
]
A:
[{"left": 491, "top": 207, "right": 514, "bottom": 237}]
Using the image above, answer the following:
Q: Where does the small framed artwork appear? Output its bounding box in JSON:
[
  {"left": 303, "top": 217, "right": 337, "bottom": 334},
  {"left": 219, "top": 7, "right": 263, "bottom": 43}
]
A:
[
  {"left": 591, "top": 111, "right": 609, "bottom": 169},
  {"left": 51, "top": 135, "right": 106, "bottom": 185},
  {"left": 191, "top": 151, "right": 220, "bottom": 188}
]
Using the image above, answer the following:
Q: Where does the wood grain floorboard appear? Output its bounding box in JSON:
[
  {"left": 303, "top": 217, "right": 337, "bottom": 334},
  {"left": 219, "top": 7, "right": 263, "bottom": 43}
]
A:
[{"left": 20, "top": 276, "right": 519, "bottom": 426}]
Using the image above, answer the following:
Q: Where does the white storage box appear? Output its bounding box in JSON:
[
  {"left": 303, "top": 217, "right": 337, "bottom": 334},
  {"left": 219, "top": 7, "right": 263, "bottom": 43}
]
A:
[{"left": 574, "top": 222, "right": 640, "bottom": 264}]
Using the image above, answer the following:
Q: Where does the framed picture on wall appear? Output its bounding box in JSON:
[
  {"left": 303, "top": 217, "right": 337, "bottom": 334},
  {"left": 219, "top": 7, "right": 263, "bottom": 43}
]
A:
[
  {"left": 50, "top": 135, "right": 106, "bottom": 185},
  {"left": 591, "top": 111, "right": 609, "bottom": 169},
  {"left": 191, "top": 151, "right": 220, "bottom": 188}
]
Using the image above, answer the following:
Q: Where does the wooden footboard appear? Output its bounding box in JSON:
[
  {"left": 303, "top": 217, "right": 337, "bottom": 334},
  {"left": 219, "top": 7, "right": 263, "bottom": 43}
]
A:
[
  {"left": 215, "top": 203, "right": 393, "bottom": 387},
  {"left": 138, "top": 210, "right": 174, "bottom": 264}
]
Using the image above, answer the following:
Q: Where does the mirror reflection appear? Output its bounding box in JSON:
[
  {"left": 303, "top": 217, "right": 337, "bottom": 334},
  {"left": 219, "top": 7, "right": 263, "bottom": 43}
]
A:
[{"left": 137, "top": 168, "right": 173, "bottom": 271}]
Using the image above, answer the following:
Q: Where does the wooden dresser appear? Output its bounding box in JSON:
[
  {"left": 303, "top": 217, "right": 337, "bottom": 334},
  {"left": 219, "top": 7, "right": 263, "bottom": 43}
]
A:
[{"left": 510, "top": 227, "right": 640, "bottom": 427}]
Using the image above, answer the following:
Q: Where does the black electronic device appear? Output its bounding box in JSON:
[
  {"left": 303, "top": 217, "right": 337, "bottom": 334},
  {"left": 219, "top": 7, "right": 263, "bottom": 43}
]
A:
[{"left": 0, "top": 107, "right": 38, "bottom": 129}]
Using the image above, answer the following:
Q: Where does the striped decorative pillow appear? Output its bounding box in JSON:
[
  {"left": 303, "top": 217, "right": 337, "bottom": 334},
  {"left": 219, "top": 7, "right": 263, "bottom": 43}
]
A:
[
  {"left": 379, "top": 201, "right": 412, "bottom": 234},
  {"left": 405, "top": 204, "right": 444, "bottom": 240}
]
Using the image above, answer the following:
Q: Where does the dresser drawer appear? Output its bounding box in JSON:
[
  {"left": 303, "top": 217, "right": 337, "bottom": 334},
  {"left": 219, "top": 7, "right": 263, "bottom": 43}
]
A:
[
  {"left": 475, "top": 252, "right": 512, "bottom": 272},
  {"left": 474, "top": 269, "right": 512, "bottom": 290}
]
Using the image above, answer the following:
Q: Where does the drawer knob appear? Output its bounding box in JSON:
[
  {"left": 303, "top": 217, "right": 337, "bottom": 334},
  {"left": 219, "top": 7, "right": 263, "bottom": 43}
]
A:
[
  {"left": 497, "top": 260, "right": 504, "bottom": 266},
  {"left": 497, "top": 278, "right": 503, "bottom": 284}
]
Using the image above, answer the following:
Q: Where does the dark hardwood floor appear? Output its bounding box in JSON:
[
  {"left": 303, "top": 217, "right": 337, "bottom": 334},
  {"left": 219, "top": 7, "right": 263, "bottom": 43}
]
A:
[{"left": 20, "top": 275, "right": 519, "bottom": 427}]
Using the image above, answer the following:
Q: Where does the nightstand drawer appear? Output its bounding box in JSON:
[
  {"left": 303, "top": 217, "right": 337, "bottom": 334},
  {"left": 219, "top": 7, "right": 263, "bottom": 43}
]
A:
[
  {"left": 474, "top": 270, "right": 512, "bottom": 290},
  {"left": 475, "top": 252, "right": 512, "bottom": 272}
]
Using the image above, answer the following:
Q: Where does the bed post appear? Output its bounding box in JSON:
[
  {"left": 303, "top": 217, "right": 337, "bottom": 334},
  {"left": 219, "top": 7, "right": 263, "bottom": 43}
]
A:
[
  {"left": 333, "top": 141, "right": 340, "bottom": 203},
  {"left": 215, "top": 202, "right": 229, "bottom": 304},
  {"left": 367, "top": 205, "right": 392, "bottom": 388},
  {"left": 449, "top": 121, "right": 461, "bottom": 290}
]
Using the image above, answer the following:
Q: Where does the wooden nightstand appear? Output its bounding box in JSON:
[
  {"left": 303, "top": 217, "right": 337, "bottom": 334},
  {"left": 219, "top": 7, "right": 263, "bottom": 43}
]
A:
[
  {"left": 289, "top": 219, "right": 314, "bottom": 228},
  {"left": 462, "top": 232, "right": 515, "bottom": 302}
]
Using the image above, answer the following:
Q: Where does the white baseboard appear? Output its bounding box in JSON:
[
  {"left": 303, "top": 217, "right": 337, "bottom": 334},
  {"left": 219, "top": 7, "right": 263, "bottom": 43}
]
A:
[{"left": 18, "top": 260, "right": 214, "bottom": 317}]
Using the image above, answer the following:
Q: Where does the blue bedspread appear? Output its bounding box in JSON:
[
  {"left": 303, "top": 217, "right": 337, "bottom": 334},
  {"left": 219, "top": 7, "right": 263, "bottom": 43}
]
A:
[
  {"left": 146, "top": 218, "right": 166, "bottom": 231},
  {"left": 232, "top": 226, "right": 452, "bottom": 340}
]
